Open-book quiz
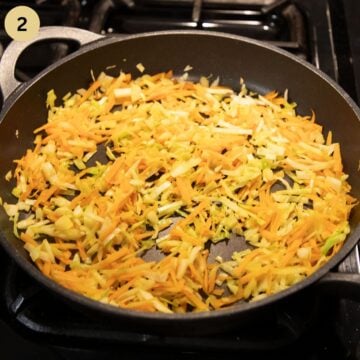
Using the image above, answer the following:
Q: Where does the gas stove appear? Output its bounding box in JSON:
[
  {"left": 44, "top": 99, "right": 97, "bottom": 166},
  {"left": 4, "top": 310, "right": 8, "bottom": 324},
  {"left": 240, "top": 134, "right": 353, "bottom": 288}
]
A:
[{"left": 0, "top": 1, "right": 360, "bottom": 359}]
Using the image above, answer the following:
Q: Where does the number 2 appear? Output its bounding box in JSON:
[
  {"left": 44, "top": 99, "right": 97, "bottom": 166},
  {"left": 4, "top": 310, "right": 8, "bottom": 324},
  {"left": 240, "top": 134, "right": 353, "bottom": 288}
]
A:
[{"left": 17, "top": 16, "right": 27, "bottom": 32}]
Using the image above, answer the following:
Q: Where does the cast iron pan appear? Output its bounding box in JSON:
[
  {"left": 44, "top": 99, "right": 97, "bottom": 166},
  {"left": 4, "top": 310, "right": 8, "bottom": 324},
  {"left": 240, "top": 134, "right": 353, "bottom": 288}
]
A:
[{"left": 0, "top": 27, "right": 360, "bottom": 335}]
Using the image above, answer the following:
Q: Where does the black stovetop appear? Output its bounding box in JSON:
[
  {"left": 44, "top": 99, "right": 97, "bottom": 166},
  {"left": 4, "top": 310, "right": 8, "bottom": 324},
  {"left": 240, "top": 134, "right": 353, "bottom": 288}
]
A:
[
  {"left": 0, "top": 1, "right": 360, "bottom": 359},
  {"left": 1, "top": 246, "right": 358, "bottom": 360}
]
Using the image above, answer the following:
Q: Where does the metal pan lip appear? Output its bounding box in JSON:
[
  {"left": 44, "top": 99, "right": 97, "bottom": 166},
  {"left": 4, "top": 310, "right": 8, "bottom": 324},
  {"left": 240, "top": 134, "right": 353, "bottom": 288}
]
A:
[{"left": 0, "top": 29, "right": 359, "bottom": 323}]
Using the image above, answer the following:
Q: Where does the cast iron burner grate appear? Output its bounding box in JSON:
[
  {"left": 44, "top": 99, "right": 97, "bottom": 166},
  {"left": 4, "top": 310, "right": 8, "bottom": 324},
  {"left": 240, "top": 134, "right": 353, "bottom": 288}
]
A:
[
  {"left": 0, "top": 0, "right": 357, "bottom": 101},
  {"left": 87, "top": 0, "right": 308, "bottom": 59},
  {"left": 0, "top": 252, "right": 321, "bottom": 351},
  {"left": 0, "top": 0, "right": 309, "bottom": 83},
  {"left": 0, "top": 248, "right": 350, "bottom": 359}
]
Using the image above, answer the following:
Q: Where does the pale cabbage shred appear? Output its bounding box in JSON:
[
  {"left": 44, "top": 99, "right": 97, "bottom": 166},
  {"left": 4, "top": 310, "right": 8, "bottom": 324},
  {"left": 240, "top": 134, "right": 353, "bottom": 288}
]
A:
[{"left": 3, "top": 70, "right": 355, "bottom": 313}]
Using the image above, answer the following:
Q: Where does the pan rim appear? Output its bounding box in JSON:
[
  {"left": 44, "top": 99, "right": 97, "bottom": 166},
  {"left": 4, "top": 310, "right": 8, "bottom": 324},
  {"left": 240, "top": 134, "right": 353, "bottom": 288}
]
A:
[
  {"left": 0, "top": 28, "right": 359, "bottom": 323},
  {"left": 2, "top": 28, "right": 360, "bottom": 119}
]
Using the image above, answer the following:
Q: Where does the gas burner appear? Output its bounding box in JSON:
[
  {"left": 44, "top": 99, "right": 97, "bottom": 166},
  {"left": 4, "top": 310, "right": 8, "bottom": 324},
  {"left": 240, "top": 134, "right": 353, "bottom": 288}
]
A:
[{"left": 86, "top": 0, "right": 307, "bottom": 60}]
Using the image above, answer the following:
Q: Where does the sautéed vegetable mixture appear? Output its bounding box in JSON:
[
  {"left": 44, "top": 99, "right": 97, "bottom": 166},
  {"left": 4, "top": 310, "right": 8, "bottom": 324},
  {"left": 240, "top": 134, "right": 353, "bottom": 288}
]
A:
[{"left": 2, "top": 69, "right": 356, "bottom": 313}]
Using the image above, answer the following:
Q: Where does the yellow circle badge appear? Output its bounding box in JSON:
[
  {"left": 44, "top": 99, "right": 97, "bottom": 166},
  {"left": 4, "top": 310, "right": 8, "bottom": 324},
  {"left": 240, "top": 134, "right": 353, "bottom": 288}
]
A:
[{"left": 4, "top": 6, "right": 40, "bottom": 41}]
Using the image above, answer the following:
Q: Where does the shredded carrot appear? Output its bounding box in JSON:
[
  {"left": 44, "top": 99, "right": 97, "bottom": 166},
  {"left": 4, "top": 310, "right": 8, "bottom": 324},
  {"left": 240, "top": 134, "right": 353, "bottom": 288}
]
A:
[
  {"left": 2, "top": 68, "right": 356, "bottom": 313},
  {"left": 77, "top": 80, "right": 101, "bottom": 105}
]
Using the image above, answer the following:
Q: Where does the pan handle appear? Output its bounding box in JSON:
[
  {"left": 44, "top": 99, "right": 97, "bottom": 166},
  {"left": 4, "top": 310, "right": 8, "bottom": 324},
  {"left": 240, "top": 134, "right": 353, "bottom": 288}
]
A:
[
  {"left": 0, "top": 26, "right": 104, "bottom": 101},
  {"left": 316, "top": 245, "right": 360, "bottom": 301}
]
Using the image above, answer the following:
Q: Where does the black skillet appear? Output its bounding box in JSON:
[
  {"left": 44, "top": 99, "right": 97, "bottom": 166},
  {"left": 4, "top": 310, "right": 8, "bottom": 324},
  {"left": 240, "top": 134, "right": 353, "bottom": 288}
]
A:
[{"left": 0, "top": 27, "right": 359, "bottom": 335}]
